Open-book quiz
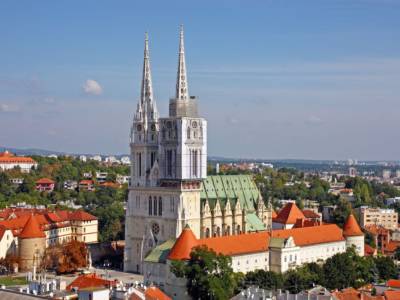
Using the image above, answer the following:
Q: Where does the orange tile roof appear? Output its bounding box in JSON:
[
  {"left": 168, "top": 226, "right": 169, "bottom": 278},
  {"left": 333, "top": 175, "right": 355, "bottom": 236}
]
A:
[
  {"left": 274, "top": 202, "right": 305, "bottom": 224},
  {"left": 19, "top": 214, "right": 46, "bottom": 239},
  {"left": 168, "top": 224, "right": 345, "bottom": 261},
  {"left": 384, "top": 241, "right": 400, "bottom": 253},
  {"left": 343, "top": 214, "right": 363, "bottom": 237},
  {"left": 0, "top": 151, "right": 36, "bottom": 164},
  {"left": 198, "top": 231, "right": 270, "bottom": 256},
  {"left": 36, "top": 178, "right": 55, "bottom": 184},
  {"left": 387, "top": 279, "right": 400, "bottom": 288},
  {"left": 302, "top": 209, "right": 320, "bottom": 219},
  {"left": 66, "top": 274, "right": 116, "bottom": 291},
  {"left": 69, "top": 210, "right": 97, "bottom": 221},
  {"left": 79, "top": 180, "right": 94, "bottom": 185},
  {"left": 364, "top": 244, "right": 376, "bottom": 256},
  {"left": 332, "top": 288, "right": 384, "bottom": 300},
  {"left": 364, "top": 224, "right": 390, "bottom": 236},
  {"left": 168, "top": 225, "right": 197, "bottom": 260},
  {"left": 293, "top": 218, "right": 320, "bottom": 228},
  {"left": 384, "top": 290, "right": 400, "bottom": 300},
  {"left": 272, "top": 224, "right": 345, "bottom": 246},
  {"left": 272, "top": 209, "right": 277, "bottom": 218},
  {"left": 145, "top": 286, "right": 172, "bottom": 300}
]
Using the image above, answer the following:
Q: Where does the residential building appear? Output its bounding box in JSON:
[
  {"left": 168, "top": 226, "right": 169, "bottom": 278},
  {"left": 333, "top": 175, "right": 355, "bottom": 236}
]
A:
[
  {"left": 120, "top": 156, "right": 131, "bottom": 165},
  {"left": 96, "top": 172, "right": 108, "bottom": 183},
  {"left": 116, "top": 175, "right": 130, "bottom": 185},
  {"left": 35, "top": 178, "right": 55, "bottom": 192},
  {"left": 79, "top": 155, "right": 87, "bottom": 162},
  {"left": 0, "top": 151, "right": 37, "bottom": 173},
  {"left": 79, "top": 180, "right": 95, "bottom": 191},
  {"left": 0, "top": 208, "right": 98, "bottom": 270},
  {"left": 358, "top": 207, "right": 398, "bottom": 230},
  {"left": 10, "top": 178, "right": 24, "bottom": 186},
  {"left": 124, "top": 28, "right": 272, "bottom": 274},
  {"left": 63, "top": 180, "right": 78, "bottom": 190},
  {"left": 90, "top": 155, "right": 102, "bottom": 162}
]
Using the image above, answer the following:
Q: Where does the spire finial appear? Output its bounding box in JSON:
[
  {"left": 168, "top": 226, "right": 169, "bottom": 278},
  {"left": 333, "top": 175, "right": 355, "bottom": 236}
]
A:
[{"left": 176, "top": 25, "right": 189, "bottom": 100}]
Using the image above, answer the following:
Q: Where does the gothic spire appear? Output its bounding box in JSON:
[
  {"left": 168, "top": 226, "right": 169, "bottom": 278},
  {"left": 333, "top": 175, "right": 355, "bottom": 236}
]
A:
[
  {"left": 176, "top": 25, "right": 189, "bottom": 101},
  {"left": 136, "top": 32, "right": 158, "bottom": 122}
]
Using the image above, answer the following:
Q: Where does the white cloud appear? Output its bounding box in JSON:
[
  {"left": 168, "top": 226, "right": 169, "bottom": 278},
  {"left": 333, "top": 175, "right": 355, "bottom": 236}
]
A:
[
  {"left": 305, "top": 115, "right": 323, "bottom": 125},
  {"left": 83, "top": 79, "right": 103, "bottom": 95},
  {"left": 0, "top": 103, "right": 20, "bottom": 113}
]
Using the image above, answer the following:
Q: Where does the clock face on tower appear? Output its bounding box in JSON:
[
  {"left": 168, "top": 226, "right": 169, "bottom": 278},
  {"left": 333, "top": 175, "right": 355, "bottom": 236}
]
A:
[{"left": 137, "top": 124, "right": 142, "bottom": 132}]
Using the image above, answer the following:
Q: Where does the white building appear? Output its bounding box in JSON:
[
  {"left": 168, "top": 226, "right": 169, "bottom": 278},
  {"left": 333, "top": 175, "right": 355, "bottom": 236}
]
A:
[
  {"left": 0, "top": 151, "right": 37, "bottom": 173},
  {"left": 90, "top": 155, "right": 102, "bottom": 162},
  {"left": 120, "top": 156, "right": 131, "bottom": 165},
  {"left": 143, "top": 214, "right": 364, "bottom": 296},
  {"left": 79, "top": 155, "right": 87, "bottom": 162},
  {"left": 105, "top": 156, "right": 119, "bottom": 164}
]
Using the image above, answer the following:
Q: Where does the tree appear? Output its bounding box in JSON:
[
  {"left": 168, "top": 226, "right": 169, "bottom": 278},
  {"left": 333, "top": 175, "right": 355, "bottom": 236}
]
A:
[
  {"left": 323, "top": 249, "right": 359, "bottom": 289},
  {"left": 374, "top": 256, "right": 398, "bottom": 281},
  {"left": 57, "top": 240, "right": 88, "bottom": 274},
  {"left": 244, "top": 270, "right": 283, "bottom": 290},
  {"left": 171, "top": 245, "right": 240, "bottom": 300},
  {"left": 394, "top": 247, "right": 400, "bottom": 261},
  {"left": 332, "top": 198, "right": 352, "bottom": 227}
]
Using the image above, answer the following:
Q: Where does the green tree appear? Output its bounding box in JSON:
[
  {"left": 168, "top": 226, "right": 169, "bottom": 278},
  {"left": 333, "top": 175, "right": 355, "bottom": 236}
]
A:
[
  {"left": 374, "top": 256, "right": 398, "bottom": 280},
  {"left": 244, "top": 270, "right": 283, "bottom": 290},
  {"left": 171, "top": 245, "right": 240, "bottom": 300}
]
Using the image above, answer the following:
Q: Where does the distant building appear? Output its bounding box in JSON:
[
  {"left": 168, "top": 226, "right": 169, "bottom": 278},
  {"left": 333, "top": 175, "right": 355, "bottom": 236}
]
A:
[
  {"left": 358, "top": 207, "right": 398, "bottom": 230},
  {"left": 349, "top": 167, "right": 357, "bottom": 177},
  {"left": 0, "top": 151, "right": 37, "bottom": 173},
  {"left": 35, "top": 178, "right": 55, "bottom": 192},
  {"left": 383, "top": 169, "right": 391, "bottom": 180},
  {"left": 104, "top": 156, "right": 119, "bottom": 164},
  {"left": 90, "top": 155, "right": 102, "bottom": 162},
  {"left": 116, "top": 175, "right": 130, "bottom": 185},
  {"left": 79, "top": 180, "right": 95, "bottom": 191},
  {"left": 63, "top": 180, "right": 78, "bottom": 190},
  {"left": 79, "top": 155, "right": 87, "bottom": 162},
  {"left": 95, "top": 172, "right": 108, "bottom": 183},
  {"left": 10, "top": 178, "right": 24, "bottom": 186},
  {"left": 120, "top": 156, "right": 131, "bottom": 165}
]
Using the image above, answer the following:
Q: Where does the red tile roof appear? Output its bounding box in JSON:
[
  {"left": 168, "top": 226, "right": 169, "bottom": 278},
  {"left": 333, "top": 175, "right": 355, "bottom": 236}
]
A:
[
  {"left": 145, "top": 286, "right": 172, "bottom": 300},
  {"left": 332, "top": 288, "right": 384, "bottom": 300},
  {"left": 19, "top": 214, "right": 46, "bottom": 239},
  {"left": 274, "top": 202, "right": 305, "bottom": 224},
  {"left": 168, "top": 225, "right": 197, "bottom": 260},
  {"left": 36, "top": 178, "right": 55, "bottom": 184},
  {"left": 69, "top": 210, "right": 97, "bottom": 221},
  {"left": 79, "top": 180, "right": 94, "bottom": 185},
  {"left": 67, "top": 274, "right": 117, "bottom": 291},
  {"left": 364, "top": 244, "right": 376, "bottom": 256},
  {"left": 387, "top": 279, "right": 400, "bottom": 288},
  {"left": 272, "top": 224, "right": 345, "bottom": 246},
  {"left": 343, "top": 214, "right": 363, "bottom": 237},
  {"left": 384, "top": 290, "right": 400, "bottom": 300},
  {"left": 0, "top": 151, "right": 36, "bottom": 164},
  {"left": 302, "top": 209, "right": 320, "bottom": 219},
  {"left": 168, "top": 224, "right": 345, "bottom": 261}
]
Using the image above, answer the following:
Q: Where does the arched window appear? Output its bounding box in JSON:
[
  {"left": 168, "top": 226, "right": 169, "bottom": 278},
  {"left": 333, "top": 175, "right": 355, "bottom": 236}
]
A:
[
  {"left": 158, "top": 197, "right": 162, "bottom": 216},
  {"left": 216, "top": 227, "right": 221, "bottom": 237},
  {"left": 153, "top": 197, "right": 158, "bottom": 216},
  {"left": 226, "top": 226, "right": 231, "bottom": 236},
  {"left": 205, "top": 228, "right": 210, "bottom": 238},
  {"left": 149, "top": 196, "right": 152, "bottom": 215},
  {"left": 237, "top": 225, "right": 241, "bottom": 234}
]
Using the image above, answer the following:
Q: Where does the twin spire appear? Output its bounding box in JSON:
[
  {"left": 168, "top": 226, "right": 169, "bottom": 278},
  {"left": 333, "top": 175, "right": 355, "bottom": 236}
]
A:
[{"left": 136, "top": 25, "right": 189, "bottom": 122}]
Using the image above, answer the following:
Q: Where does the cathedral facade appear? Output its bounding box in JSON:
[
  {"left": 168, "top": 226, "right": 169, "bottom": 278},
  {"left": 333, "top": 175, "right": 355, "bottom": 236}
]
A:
[{"left": 124, "top": 27, "right": 271, "bottom": 273}]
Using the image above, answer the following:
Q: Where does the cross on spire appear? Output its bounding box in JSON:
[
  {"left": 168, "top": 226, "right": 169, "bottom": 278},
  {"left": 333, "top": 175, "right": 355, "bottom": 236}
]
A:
[{"left": 176, "top": 25, "right": 189, "bottom": 101}]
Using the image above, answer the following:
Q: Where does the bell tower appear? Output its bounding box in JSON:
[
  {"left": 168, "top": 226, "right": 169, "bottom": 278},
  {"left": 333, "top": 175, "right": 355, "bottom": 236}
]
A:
[
  {"left": 130, "top": 33, "right": 159, "bottom": 187},
  {"left": 159, "top": 25, "right": 207, "bottom": 181}
]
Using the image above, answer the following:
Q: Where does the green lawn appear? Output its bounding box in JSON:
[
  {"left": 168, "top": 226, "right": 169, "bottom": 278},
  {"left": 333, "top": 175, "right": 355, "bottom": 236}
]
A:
[{"left": 0, "top": 276, "right": 28, "bottom": 286}]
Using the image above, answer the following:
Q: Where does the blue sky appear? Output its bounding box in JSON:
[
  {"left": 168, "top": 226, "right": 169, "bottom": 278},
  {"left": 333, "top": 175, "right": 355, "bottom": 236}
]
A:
[{"left": 1, "top": 0, "right": 400, "bottom": 160}]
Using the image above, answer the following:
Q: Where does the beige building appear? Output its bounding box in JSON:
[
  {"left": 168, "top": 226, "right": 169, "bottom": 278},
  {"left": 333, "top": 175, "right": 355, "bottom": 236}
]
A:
[
  {"left": 0, "top": 208, "right": 98, "bottom": 270},
  {"left": 358, "top": 207, "right": 398, "bottom": 230}
]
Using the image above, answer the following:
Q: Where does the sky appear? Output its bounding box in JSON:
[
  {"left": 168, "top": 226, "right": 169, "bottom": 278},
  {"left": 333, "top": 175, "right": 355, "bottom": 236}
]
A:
[{"left": 1, "top": 0, "right": 400, "bottom": 160}]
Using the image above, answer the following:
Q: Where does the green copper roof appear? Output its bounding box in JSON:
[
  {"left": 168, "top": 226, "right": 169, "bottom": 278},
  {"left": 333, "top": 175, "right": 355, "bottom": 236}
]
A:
[
  {"left": 246, "top": 213, "right": 266, "bottom": 231},
  {"left": 144, "top": 239, "right": 175, "bottom": 263},
  {"left": 201, "top": 175, "right": 261, "bottom": 211}
]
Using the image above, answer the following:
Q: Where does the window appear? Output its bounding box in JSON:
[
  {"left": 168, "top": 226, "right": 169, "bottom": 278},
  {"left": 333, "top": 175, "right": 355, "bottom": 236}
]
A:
[
  {"left": 158, "top": 197, "right": 162, "bottom": 216},
  {"left": 153, "top": 197, "right": 158, "bottom": 216},
  {"left": 149, "top": 197, "right": 152, "bottom": 215},
  {"left": 187, "top": 127, "right": 190, "bottom": 139},
  {"left": 137, "top": 153, "right": 142, "bottom": 177}
]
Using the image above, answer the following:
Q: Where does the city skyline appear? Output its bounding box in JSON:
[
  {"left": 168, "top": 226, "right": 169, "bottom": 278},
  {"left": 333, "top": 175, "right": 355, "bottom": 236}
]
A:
[{"left": 1, "top": 1, "right": 400, "bottom": 160}]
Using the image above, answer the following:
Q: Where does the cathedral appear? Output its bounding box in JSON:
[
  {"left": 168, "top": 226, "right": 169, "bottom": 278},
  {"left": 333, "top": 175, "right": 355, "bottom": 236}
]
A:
[{"left": 124, "top": 27, "right": 272, "bottom": 273}]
